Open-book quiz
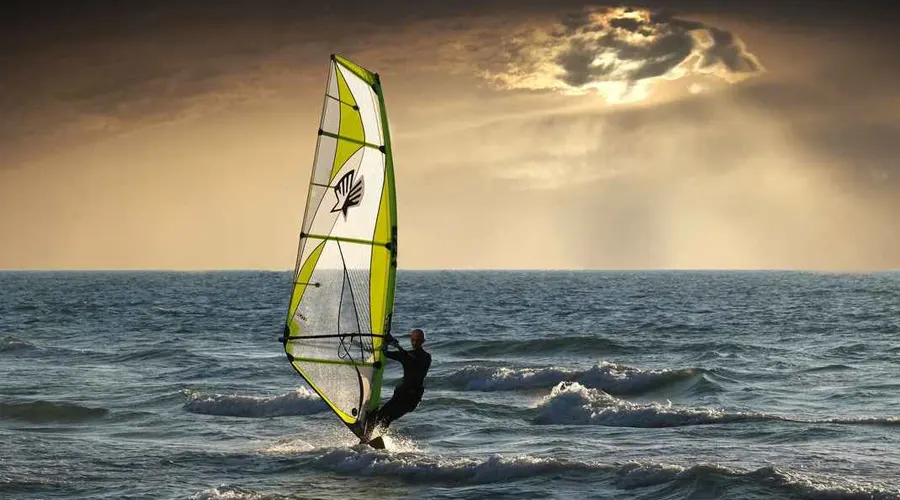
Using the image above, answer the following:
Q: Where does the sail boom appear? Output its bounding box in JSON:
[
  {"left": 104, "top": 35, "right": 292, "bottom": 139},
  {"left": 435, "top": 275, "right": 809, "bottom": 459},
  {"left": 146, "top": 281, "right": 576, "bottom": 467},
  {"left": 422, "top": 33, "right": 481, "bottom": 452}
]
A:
[
  {"left": 282, "top": 333, "right": 385, "bottom": 340},
  {"left": 301, "top": 233, "right": 391, "bottom": 248},
  {"left": 289, "top": 356, "right": 376, "bottom": 368}
]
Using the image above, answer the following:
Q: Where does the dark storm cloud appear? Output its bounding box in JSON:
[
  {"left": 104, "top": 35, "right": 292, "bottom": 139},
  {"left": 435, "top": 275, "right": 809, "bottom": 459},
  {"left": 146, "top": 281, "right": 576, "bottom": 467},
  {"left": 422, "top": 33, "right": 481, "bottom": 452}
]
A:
[
  {"left": 0, "top": 0, "right": 551, "bottom": 168},
  {"left": 1, "top": 0, "right": 898, "bottom": 168},
  {"left": 0, "top": 1, "right": 338, "bottom": 167},
  {"left": 488, "top": 6, "right": 762, "bottom": 95}
]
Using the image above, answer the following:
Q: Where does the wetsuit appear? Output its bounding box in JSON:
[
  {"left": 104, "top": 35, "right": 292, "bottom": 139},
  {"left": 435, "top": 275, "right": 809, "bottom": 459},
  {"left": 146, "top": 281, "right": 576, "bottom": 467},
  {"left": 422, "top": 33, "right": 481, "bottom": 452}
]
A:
[{"left": 367, "top": 343, "right": 431, "bottom": 430}]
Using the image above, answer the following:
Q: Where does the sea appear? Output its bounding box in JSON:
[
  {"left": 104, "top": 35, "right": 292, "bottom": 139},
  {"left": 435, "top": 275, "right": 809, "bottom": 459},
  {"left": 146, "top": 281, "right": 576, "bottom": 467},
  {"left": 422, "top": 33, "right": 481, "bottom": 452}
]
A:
[{"left": 1, "top": 271, "right": 899, "bottom": 499}]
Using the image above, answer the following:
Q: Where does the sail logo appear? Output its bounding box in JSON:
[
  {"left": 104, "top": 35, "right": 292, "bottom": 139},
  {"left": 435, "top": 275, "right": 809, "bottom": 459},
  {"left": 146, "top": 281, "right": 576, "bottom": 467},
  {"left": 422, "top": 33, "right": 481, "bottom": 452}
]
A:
[{"left": 331, "top": 170, "right": 365, "bottom": 218}]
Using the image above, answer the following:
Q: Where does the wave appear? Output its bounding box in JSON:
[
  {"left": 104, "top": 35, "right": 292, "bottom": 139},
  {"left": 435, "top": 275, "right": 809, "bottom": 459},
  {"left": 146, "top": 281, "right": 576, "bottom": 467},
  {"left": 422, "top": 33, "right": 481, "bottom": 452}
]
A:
[
  {"left": 100, "top": 338, "right": 214, "bottom": 364},
  {"left": 0, "top": 336, "right": 37, "bottom": 353},
  {"left": 798, "top": 364, "right": 856, "bottom": 373},
  {"left": 672, "top": 340, "right": 793, "bottom": 357},
  {"left": 438, "top": 362, "right": 702, "bottom": 395},
  {"left": 614, "top": 462, "right": 900, "bottom": 499},
  {"left": 307, "top": 448, "right": 601, "bottom": 484},
  {"left": 441, "top": 336, "right": 632, "bottom": 357},
  {"left": 110, "top": 348, "right": 208, "bottom": 364},
  {"left": 534, "top": 382, "right": 776, "bottom": 427},
  {"left": 828, "top": 342, "right": 870, "bottom": 356},
  {"left": 756, "top": 466, "right": 900, "bottom": 500},
  {"left": 534, "top": 382, "right": 900, "bottom": 428},
  {"left": 285, "top": 447, "right": 900, "bottom": 498},
  {"left": 425, "top": 396, "right": 526, "bottom": 420},
  {"left": 818, "top": 417, "right": 900, "bottom": 426},
  {"left": 0, "top": 336, "right": 211, "bottom": 365},
  {"left": 0, "top": 400, "right": 108, "bottom": 423},
  {"left": 190, "top": 486, "right": 274, "bottom": 500},
  {"left": 183, "top": 388, "right": 327, "bottom": 418}
]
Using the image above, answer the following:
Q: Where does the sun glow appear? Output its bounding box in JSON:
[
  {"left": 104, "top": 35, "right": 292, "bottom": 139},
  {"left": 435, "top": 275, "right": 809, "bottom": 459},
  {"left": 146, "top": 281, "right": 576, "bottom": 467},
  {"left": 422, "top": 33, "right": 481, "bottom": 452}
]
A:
[{"left": 484, "top": 7, "right": 763, "bottom": 103}]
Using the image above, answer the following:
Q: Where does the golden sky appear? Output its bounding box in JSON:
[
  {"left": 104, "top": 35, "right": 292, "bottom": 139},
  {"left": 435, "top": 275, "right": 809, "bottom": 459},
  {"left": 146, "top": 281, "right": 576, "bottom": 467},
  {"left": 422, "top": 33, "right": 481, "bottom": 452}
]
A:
[{"left": 2, "top": 1, "right": 898, "bottom": 270}]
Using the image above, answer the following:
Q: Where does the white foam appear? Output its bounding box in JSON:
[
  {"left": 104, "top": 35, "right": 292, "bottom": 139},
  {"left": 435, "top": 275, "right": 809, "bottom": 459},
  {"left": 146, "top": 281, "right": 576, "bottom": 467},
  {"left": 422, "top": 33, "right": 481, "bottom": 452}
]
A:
[
  {"left": 534, "top": 382, "right": 772, "bottom": 427},
  {"left": 764, "top": 467, "right": 900, "bottom": 500},
  {"left": 375, "top": 432, "right": 424, "bottom": 454},
  {"left": 446, "top": 362, "right": 697, "bottom": 394},
  {"left": 611, "top": 462, "right": 900, "bottom": 498},
  {"left": 189, "top": 486, "right": 263, "bottom": 500},
  {"left": 257, "top": 436, "right": 316, "bottom": 455},
  {"left": 820, "top": 416, "right": 900, "bottom": 426},
  {"left": 257, "top": 427, "right": 422, "bottom": 455},
  {"left": 183, "top": 388, "right": 327, "bottom": 417}
]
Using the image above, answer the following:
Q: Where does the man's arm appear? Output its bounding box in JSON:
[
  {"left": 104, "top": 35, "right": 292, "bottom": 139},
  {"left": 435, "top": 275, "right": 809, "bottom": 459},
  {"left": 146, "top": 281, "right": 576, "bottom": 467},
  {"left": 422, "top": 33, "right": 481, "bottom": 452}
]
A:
[
  {"left": 382, "top": 333, "right": 413, "bottom": 362},
  {"left": 383, "top": 344, "right": 413, "bottom": 362}
]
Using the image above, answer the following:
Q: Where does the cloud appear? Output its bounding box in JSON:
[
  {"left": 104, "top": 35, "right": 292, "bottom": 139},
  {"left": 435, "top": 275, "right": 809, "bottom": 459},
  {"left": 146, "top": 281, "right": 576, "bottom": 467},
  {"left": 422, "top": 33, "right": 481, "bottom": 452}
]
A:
[{"left": 483, "top": 6, "right": 763, "bottom": 102}]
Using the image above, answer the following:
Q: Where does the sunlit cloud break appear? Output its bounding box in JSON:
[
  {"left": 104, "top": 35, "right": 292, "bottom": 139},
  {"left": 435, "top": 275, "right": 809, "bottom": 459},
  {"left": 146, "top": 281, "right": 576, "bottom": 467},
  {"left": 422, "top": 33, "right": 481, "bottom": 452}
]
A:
[{"left": 485, "top": 6, "right": 763, "bottom": 103}]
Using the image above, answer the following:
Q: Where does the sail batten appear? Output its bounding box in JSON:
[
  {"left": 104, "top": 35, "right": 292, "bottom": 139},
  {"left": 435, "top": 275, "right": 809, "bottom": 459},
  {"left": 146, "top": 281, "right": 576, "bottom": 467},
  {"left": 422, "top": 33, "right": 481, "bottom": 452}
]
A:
[
  {"left": 283, "top": 54, "right": 397, "bottom": 436},
  {"left": 318, "top": 130, "right": 382, "bottom": 150}
]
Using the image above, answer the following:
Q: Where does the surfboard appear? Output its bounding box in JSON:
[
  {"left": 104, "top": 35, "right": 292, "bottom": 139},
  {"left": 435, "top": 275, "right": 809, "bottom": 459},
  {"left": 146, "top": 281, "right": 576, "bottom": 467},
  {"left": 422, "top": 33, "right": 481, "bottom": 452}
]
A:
[{"left": 280, "top": 54, "right": 398, "bottom": 448}]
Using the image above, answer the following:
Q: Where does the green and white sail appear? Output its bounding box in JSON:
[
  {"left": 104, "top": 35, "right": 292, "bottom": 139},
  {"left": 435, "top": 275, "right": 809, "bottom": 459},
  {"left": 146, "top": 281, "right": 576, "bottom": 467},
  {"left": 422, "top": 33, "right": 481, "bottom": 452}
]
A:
[{"left": 282, "top": 54, "right": 397, "bottom": 436}]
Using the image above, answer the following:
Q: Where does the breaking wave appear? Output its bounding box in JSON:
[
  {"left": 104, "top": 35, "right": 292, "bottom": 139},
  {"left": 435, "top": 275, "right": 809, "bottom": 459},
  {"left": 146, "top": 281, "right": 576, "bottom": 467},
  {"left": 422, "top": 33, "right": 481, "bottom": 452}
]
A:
[
  {"left": 534, "top": 382, "right": 774, "bottom": 427},
  {"left": 534, "top": 382, "right": 900, "bottom": 428},
  {"left": 440, "top": 362, "right": 702, "bottom": 394}
]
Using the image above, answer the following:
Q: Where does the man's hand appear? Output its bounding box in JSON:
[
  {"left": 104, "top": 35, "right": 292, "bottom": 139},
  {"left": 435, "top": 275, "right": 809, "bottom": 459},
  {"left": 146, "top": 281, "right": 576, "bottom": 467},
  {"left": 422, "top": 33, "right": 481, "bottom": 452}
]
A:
[{"left": 384, "top": 333, "right": 399, "bottom": 346}]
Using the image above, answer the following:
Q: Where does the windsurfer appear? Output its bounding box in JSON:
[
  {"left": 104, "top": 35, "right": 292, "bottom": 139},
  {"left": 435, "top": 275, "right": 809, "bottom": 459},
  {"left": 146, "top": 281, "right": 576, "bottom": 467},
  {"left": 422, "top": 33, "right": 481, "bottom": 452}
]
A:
[{"left": 363, "top": 328, "right": 431, "bottom": 437}]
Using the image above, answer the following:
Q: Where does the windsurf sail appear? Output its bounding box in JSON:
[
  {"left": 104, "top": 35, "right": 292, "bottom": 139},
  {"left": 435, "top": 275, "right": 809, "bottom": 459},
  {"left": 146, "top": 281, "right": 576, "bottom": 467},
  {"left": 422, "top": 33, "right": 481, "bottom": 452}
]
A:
[{"left": 281, "top": 54, "right": 397, "bottom": 438}]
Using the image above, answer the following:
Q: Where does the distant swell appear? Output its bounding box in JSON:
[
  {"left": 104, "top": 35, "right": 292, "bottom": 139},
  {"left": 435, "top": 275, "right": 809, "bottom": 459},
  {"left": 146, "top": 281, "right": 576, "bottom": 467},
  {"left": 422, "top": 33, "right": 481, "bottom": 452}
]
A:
[
  {"left": 443, "top": 336, "right": 631, "bottom": 357},
  {"left": 183, "top": 389, "right": 327, "bottom": 417},
  {"left": 111, "top": 340, "right": 211, "bottom": 364},
  {"left": 818, "top": 417, "right": 900, "bottom": 426},
  {"left": 440, "top": 362, "right": 701, "bottom": 395},
  {"left": 0, "top": 400, "right": 108, "bottom": 423}
]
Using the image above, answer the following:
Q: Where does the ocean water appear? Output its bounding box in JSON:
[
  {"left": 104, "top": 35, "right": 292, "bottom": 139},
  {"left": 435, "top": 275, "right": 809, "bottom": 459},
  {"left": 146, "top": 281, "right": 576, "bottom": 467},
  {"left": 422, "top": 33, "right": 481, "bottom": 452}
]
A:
[{"left": 1, "top": 270, "right": 899, "bottom": 499}]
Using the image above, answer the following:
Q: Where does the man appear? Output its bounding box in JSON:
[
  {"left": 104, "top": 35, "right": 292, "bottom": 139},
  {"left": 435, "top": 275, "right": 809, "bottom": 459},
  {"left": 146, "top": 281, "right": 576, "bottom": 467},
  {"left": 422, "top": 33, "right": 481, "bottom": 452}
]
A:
[{"left": 363, "top": 328, "right": 431, "bottom": 440}]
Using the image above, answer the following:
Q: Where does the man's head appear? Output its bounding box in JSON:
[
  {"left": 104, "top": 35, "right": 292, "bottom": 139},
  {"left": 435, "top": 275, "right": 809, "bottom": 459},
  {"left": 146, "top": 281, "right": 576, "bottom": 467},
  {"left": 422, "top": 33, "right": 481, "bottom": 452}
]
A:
[{"left": 410, "top": 328, "right": 425, "bottom": 349}]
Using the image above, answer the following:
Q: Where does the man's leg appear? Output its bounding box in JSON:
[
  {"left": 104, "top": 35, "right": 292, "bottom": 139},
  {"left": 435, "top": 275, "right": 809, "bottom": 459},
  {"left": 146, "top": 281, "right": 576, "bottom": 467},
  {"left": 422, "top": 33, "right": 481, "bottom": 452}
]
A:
[{"left": 371, "top": 391, "right": 422, "bottom": 430}]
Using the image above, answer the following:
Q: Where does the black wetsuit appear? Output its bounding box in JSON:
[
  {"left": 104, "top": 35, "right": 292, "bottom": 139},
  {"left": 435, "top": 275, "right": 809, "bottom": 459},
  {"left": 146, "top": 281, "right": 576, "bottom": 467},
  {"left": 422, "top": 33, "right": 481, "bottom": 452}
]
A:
[{"left": 368, "top": 344, "right": 431, "bottom": 430}]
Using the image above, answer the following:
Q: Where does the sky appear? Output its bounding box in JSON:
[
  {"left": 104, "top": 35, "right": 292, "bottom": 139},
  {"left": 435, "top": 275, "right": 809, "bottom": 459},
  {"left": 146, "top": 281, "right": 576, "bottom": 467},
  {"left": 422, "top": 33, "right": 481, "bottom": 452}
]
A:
[{"left": 2, "top": 0, "right": 899, "bottom": 270}]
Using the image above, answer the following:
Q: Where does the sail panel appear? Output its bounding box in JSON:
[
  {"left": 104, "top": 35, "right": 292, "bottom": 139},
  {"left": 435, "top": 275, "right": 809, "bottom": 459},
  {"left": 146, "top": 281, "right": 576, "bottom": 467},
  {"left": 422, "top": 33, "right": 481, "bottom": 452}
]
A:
[
  {"left": 290, "top": 358, "right": 374, "bottom": 422},
  {"left": 337, "top": 64, "right": 382, "bottom": 148},
  {"left": 286, "top": 240, "right": 378, "bottom": 422},
  {"left": 284, "top": 54, "right": 396, "bottom": 431},
  {"left": 321, "top": 97, "right": 340, "bottom": 135}
]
